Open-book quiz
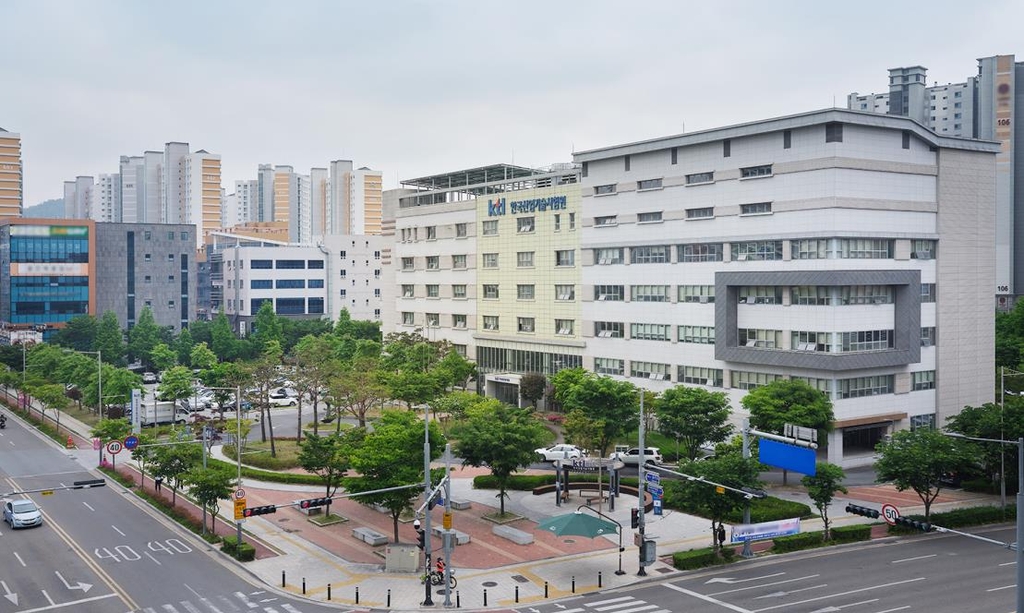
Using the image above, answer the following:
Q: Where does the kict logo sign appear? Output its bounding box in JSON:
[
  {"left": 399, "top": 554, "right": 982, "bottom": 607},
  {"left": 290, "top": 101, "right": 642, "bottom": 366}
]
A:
[{"left": 487, "top": 198, "right": 506, "bottom": 217}]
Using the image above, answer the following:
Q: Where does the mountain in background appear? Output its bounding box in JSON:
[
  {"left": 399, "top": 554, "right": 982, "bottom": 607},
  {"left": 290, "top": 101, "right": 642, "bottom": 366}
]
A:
[{"left": 24, "top": 198, "right": 64, "bottom": 219}]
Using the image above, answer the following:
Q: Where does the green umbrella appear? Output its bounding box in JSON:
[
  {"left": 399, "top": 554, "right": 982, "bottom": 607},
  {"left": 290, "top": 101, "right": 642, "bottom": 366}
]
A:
[{"left": 536, "top": 511, "right": 619, "bottom": 538}]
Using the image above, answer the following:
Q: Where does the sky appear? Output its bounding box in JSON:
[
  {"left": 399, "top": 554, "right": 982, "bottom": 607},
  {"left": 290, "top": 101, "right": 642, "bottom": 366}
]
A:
[{"left": 4, "top": 0, "right": 1023, "bottom": 207}]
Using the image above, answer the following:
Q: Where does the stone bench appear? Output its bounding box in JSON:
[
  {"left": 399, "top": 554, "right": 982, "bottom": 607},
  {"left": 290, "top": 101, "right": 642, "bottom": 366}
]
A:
[
  {"left": 431, "top": 526, "right": 471, "bottom": 545},
  {"left": 294, "top": 500, "right": 323, "bottom": 516},
  {"left": 492, "top": 524, "right": 533, "bottom": 545},
  {"left": 450, "top": 499, "right": 472, "bottom": 510},
  {"left": 352, "top": 526, "right": 389, "bottom": 546}
]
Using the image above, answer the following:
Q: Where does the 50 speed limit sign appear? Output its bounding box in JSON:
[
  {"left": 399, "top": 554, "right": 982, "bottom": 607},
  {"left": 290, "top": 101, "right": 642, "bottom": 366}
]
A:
[{"left": 880, "top": 503, "right": 901, "bottom": 525}]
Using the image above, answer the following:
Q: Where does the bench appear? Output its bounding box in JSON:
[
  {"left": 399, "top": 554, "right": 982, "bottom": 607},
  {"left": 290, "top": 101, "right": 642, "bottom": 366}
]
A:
[
  {"left": 352, "top": 527, "right": 389, "bottom": 546},
  {"left": 492, "top": 524, "right": 533, "bottom": 545},
  {"left": 580, "top": 490, "right": 608, "bottom": 506},
  {"left": 431, "top": 526, "right": 471, "bottom": 545},
  {"left": 294, "top": 500, "right": 323, "bottom": 516},
  {"left": 450, "top": 500, "right": 472, "bottom": 510},
  {"left": 532, "top": 482, "right": 655, "bottom": 512}
]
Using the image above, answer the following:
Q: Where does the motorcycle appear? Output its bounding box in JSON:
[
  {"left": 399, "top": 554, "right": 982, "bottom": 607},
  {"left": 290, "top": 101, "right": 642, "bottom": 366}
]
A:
[{"left": 423, "top": 568, "right": 456, "bottom": 589}]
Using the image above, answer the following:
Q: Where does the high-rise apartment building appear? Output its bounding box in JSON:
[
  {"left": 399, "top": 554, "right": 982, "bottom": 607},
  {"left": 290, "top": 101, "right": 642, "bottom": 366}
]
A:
[
  {"left": 182, "top": 150, "right": 222, "bottom": 248},
  {"left": 310, "top": 167, "right": 328, "bottom": 238},
  {"left": 90, "top": 173, "right": 121, "bottom": 222},
  {"left": 329, "top": 160, "right": 383, "bottom": 235},
  {"left": 849, "top": 54, "right": 1022, "bottom": 304},
  {"left": 63, "top": 176, "right": 94, "bottom": 219},
  {"left": 119, "top": 156, "right": 144, "bottom": 223},
  {"left": 161, "top": 142, "right": 189, "bottom": 224},
  {"left": 0, "top": 128, "right": 22, "bottom": 219}
]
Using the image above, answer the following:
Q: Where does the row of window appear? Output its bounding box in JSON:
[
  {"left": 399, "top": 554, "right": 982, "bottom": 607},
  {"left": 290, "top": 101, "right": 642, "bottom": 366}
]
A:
[
  {"left": 246, "top": 279, "right": 326, "bottom": 289},
  {"left": 250, "top": 259, "right": 325, "bottom": 270},
  {"left": 400, "top": 215, "right": 579, "bottom": 244},
  {"left": 592, "top": 164, "right": 775, "bottom": 197},
  {"left": 401, "top": 250, "right": 576, "bottom": 271},
  {"left": 399, "top": 313, "right": 577, "bottom": 336},
  {"left": 593, "top": 239, "right": 935, "bottom": 265},
  {"left": 141, "top": 230, "right": 190, "bottom": 241},
  {"left": 250, "top": 297, "right": 324, "bottom": 315},
  {"left": 593, "top": 283, "right": 935, "bottom": 304}
]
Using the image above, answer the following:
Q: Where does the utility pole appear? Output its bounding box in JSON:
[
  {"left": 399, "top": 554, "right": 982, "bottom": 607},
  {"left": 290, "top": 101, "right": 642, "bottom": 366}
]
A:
[
  {"left": 637, "top": 391, "right": 646, "bottom": 576},
  {"left": 422, "top": 405, "right": 433, "bottom": 606}
]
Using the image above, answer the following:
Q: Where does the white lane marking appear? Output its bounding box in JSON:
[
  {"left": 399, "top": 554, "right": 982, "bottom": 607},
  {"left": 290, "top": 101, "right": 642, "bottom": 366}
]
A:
[
  {"left": 143, "top": 608, "right": 157, "bottom": 613},
  {"left": 591, "top": 601, "right": 655, "bottom": 612},
  {"left": 554, "top": 609, "right": 584, "bottom": 613},
  {"left": 706, "top": 573, "right": 786, "bottom": 585},
  {"left": 753, "top": 577, "right": 926, "bottom": 612},
  {"left": 754, "top": 584, "right": 827, "bottom": 599},
  {"left": 588, "top": 597, "right": 635, "bottom": 606},
  {"left": 234, "top": 591, "right": 259, "bottom": 608},
  {"left": 145, "top": 551, "right": 162, "bottom": 565},
  {"left": 876, "top": 607, "right": 911, "bottom": 613},
  {"left": 111, "top": 525, "right": 125, "bottom": 536},
  {"left": 179, "top": 601, "right": 202, "bottom": 613},
  {"left": 15, "top": 592, "right": 119, "bottom": 613},
  {"left": 663, "top": 584, "right": 753, "bottom": 612},
  {"left": 711, "top": 575, "right": 821, "bottom": 596},
  {"left": 891, "top": 553, "right": 936, "bottom": 564},
  {"left": 835, "top": 599, "right": 879, "bottom": 609},
  {"left": 13, "top": 551, "right": 26, "bottom": 566},
  {"left": 597, "top": 605, "right": 658, "bottom": 613},
  {"left": 1000, "top": 561, "right": 1016, "bottom": 566},
  {"left": 200, "top": 597, "right": 226, "bottom": 613},
  {"left": 161, "top": 604, "right": 179, "bottom": 612},
  {"left": 81, "top": 502, "right": 94, "bottom": 512},
  {"left": 41, "top": 590, "right": 55, "bottom": 606},
  {"left": 280, "top": 605, "right": 304, "bottom": 613},
  {"left": 988, "top": 584, "right": 1015, "bottom": 592}
]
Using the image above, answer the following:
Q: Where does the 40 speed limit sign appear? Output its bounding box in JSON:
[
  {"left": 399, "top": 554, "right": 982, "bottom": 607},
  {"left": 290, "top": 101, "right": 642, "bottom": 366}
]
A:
[{"left": 880, "top": 503, "right": 901, "bottom": 525}]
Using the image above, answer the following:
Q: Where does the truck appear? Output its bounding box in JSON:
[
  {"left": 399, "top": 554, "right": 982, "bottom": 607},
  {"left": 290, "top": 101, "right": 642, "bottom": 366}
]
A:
[{"left": 139, "top": 401, "right": 189, "bottom": 426}]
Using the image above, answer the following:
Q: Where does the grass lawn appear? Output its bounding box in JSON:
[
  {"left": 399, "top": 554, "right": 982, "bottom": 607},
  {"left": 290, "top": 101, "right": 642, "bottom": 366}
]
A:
[{"left": 224, "top": 437, "right": 306, "bottom": 471}]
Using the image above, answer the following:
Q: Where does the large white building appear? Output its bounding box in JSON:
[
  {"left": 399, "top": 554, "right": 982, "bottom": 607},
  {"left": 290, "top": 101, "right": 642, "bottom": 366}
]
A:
[
  {"left": 0, "top": 128, "right": 22, "bottom": 219},
  {"left": 90, "top": 173, "right": 121, "bottom": 222}
]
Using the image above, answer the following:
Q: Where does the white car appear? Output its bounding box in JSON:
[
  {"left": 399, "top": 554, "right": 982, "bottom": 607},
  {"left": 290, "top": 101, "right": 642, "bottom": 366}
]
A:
[
  {"left": 535, "top": 444, "right": 584, "bottom": 462},
  {"left": 3, "top": 499, "right": 42, "bottom": 529},
  {"left": 609, "top": 447, "right": 663, "bottom": 466},
  {"left": 141, "top": 372, "right": 158, "bottom": 384},
  {"left": 268, "top": 395, "right": 298, "bottom": 408}
]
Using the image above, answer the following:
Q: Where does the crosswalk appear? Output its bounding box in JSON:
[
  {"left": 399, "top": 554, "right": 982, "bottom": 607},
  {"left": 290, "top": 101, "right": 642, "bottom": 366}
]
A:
[
  {"left": 553, "top": 594, "right": 671, "bottom": 613},
  {"left": 129, "top": 591, "right": 308, "bottom": 613}
]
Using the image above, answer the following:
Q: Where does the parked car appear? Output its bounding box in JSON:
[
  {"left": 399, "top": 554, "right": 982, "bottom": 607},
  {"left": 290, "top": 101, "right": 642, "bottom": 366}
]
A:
[
  {"left": 609, "top": 447, "right": 663, "bottom": 466},
  {"left": 3, "top": 499, "right": 42, "bottom": 529},
  {"left": 268, "top": 396, "right": 298, "bottom": 408},
  {"left": 535, "top": 444, "right": 584, "bottom": 462},
  {"left": 269, "top": 387, "right": 298, "bottom": 399},
  {"left": 141, "top": 372, "right": 158, "bottom": 384}
]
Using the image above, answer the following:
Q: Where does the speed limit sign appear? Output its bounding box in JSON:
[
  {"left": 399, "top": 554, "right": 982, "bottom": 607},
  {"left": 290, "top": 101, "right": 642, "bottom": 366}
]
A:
[
  {"left": 234, "top": 488, "right": 246, "bottom": 500},
  {"left": 881, "top": 503, "right": 900, "bottom": 525}
]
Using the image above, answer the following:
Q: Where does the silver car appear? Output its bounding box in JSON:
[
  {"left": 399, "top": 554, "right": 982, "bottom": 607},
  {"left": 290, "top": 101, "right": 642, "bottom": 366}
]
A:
[{"left": 3, "top": 499, "right": 42, "bottom": 529}]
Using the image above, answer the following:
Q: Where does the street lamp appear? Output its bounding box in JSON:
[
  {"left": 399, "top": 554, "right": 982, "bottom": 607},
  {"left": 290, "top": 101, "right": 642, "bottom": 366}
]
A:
[{"left": 945, "top": 431, "right": 1024, "bottom": 613}]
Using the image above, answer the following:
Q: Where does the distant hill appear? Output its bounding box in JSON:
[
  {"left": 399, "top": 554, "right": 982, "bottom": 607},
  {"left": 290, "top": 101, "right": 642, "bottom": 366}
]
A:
[{"left": 24, "top": 198, "right": 64, "bottom": 219}]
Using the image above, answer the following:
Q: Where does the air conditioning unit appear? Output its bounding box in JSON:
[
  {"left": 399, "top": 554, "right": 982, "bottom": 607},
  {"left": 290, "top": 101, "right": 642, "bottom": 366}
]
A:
[{"left": 914, "top": 251, "right": 932, "bottom": 260}]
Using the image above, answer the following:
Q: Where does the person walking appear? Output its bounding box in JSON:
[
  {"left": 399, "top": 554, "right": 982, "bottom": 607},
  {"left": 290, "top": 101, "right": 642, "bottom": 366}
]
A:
[{"left": 155, "top": 476, "right": 163, "bottom": 492}]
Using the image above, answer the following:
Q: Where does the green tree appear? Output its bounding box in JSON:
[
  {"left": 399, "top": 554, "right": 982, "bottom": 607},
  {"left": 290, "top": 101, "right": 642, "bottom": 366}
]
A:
[
  {"left": 655, "top": 386, "right": 733, "bottom": 462},
  {"left": 386, "top": 369, "right": 441, "bottom": 410},
  {"left": 128, "top": 307, "right": 163, "bottom": 367},
  {"left": 298, "top": 431, "right": 363, "bottom": 501},
  {"left": 331, "top": 356, "right": 388, "bottom": 429},
  {"left": 210, "top": 312, "right": 240, "bottom": 362},
  {"left": 519, "top": 373, "right": 547, "bottom": 409},
  {"left": 454, "top": 404, "right": 549, "bottom": 515},
  {"left": 189, "top": 342, "right": 217, "bottom": 371},
  {"left": 95, "top": 311, "right": 127, "bottom": 366},
  {"left": 31, "top": 383, "right": 71, "bottom": 428},
  {"left": 801, "top": 462, "right": 848, "bottom": 541},
  {"left": 151, "top": 437, "right": 202, "bottom": 506},
  {"left": 130, "top": 431, "right": 157, "bottom": 487},
  {"left": 246, "top": 341, "right": 284, "bottom": 455},
  {"left": 562, "top": 408, "right": 603, "bottom": 455},
  {"left": 251, "top": 301, "right": 284, "bottom": 352},
  {"left": 175, "top": 326, "right": 195, "bottom": 366},
  {"left": 281, "top": 317, "right": 333, "bottom": 353},
  {"left": 344, "top": 410, "right": 444, "bottom": 542},
  {"left": 150, "top": 343, "right": 178, "bottom": 373},
  {"left": 875, "top": 428, "right": 969, "bottom": 520},
  {"left": 184, "top": 466, "right": 234, "bottom": 533},
  {"left": 434, "top": 350, "right": 476, "bottom": 392},
  {"left": 52, "top": 314, "right": 98, "bottom": 351},
  {"left": 97, "top": 367, "right": 142, "bottom": 415},
  {"left": 91, "top": 417, "right": 132, "bottom": 443},
  {"left": 157, "top": 365, "right": 196, "bottom": 414},
  {"left": 293, "top": 334, "right": 341, "bottom": 436},
  {"left": 946, "top": 401, "right": 1024, "bottom": 490},
  {"left": 550, "top": 368, "right": 638, "bottom": 456}
]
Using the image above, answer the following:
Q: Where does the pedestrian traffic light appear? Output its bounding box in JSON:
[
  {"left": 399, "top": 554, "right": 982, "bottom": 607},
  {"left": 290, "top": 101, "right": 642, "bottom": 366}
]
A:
[
  {"left": 894, "top": 516, "right": 933, "bottom": 532},
  {"left": 243, "top": 505, "right": 277, "bottom": 518},
  {"left": 845, "top": 504, "right": 880, "bottom": 519},
  {"left": 299, "top": 497, "right": 331, "bottom": 509},
  {"left": 416, "top": 528, "right": 427, "bottom": 550},
  {"left": 630, "top": 508, "right": 639, "bottom": 529}
]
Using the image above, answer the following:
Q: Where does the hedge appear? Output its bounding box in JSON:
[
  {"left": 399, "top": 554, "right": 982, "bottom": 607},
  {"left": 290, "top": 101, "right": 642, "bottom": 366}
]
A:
[
  {"left": 235, "top": 542, "right": 256, "bottom": 561},
  {"left": 221, "top": 535, "right": 255, "bottom": 561},
  {"left": 672, "top": 546, "right": 735, "bottom": 570},
  {"left": 831, "top": 524, "right": 872, "bottom": 543},
  {"left": 722, "top": 497, "right": 814, "bottom": 523},
  {"left": 206, "top": 458, "right": 326, "bottom": 486},
  {"left": 772, "top": 531, "right": 828, "bottom": 553},
  {"left": 473, "top": 473, "right": 640, "bottom": 491},
  {"left": 888, "top": 504, "right": 1017, "bottom": 534}
]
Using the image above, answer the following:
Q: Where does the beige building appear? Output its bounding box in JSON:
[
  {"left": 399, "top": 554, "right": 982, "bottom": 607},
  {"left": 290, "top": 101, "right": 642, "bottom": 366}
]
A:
[
  {"left": 329, "top": 160, "right": 382, "bottom": 235},
  {"left": 0, "top": 128, "right": 22, "bottom": 219}
]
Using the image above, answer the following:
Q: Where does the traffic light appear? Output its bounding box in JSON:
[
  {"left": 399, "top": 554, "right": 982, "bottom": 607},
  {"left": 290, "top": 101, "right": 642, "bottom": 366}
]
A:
[
  {"left": 299, "top": 497, "right": 331, "bottom": 509},
  {"left": 845, "top": 504, "right": 880, "bottom": 519},
  {"left": 243, "top": 505, "right": 277, "bottom": 518},
  {"left": 630, "top": 508, "right": 639, "bottom": 529},
  {"left": 416, "top": 528, "right": 427, "bottom": 550},
  {"left": 894, "top": 516, "right": 933, "bottom": 532}
]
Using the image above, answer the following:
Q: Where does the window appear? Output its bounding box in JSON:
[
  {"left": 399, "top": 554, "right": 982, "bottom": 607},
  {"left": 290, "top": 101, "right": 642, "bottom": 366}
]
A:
[
  {"left": 679, "top": 325, "right": 715, "bottom": 344},
  {"left": 838, "top": 375, "right": 894, "bottom": 399},
  {"left": 144, "top": 275, "right": 152, "bottom": 284},
  {"left": 911, "top": 240, "right": 936, "bottom": 259},
  {"left": 455, "top": 223, "right": 467, "bottom": 238},
  {"left": 307, "top": 259, "right": 325, "bottom": 269},
  {"left": 910, "top": 414, "right": 935, "bottom": 430},
  {"left": 555, "top": 284, "right": 575, "bottom": 301},
  {"left": 791, "top": 286, "right": 831, "bottom": 305},
  {"left": 825, "top": 122, "right": 843, "bottom": 143},
  {"left": 276, "top": 259, "right": 305, "bottom": 269},
  {"left": 569, "top": 212, "right": 576, "bottom": 229},
  {"left": 482, "top": 315, "right": 499, "bottom": 331},
  {"left": 167, "top": 231, "right": 175, "bottom": 240},
  {"left": 685, "top": 207, "right": 715, "bottom": 221},
  {"left": 913, "top": 371, "right": 936, "bottom": 391},
  {"left": 839, "top": 330, "right": 895, "bottom": 352},
  {"left": 678, "top": 285, "right": 715, "bottom": 303},
  {"left": 517, "top": 217, "right": 535, "bottom": 233},
  {"left": 595, "top": 215, "right": 617, "bottom": 226},
  {"left": 555, "top": 250, "right": 575, "bottom": 267},
  {"left": 426, "top": 313, "right": 440, "bottom": 327},
  {"left": 631, "top": 361, "right": 670, "bottom": 380},
  {"left": 374, "top": 251, "right": 381, "bottom": 260},
  {"left": 671, "top": 148, "right": 678, "bottom": 165},
  {"left": 426, "top": 226, "right": 437, "bottom": 240},
  {"left": 723, "top": 139, "right": 731, "bottom": 157},
  {"left": 637, "top": 211, "right": 662, "bottom": 223},
  {"left": 630, "top": 245, "right": 669, "bottom": 264},
  {"left": 732, "top": 241, "right": 782, "bottom": 261},
  {"left": 426, "top": 256, "right": 439, "bottom": 270},
  {"left": 594, "top": 184, "right": 617, "bottom": 195},
  {"left": 680, "top": 366, "right": 723, "bottom": 387},
  {"left": 426, "top": 284, "right": 439, "bottom": 298},
  {"left": 731, "top": 371, "right": 781, "bottom": 390},
  {"left": 921, "top": 283, "right": 936, "bottom": 302},
  {"left": 902, "top": 131, "right": 911, "bottom": 149},
  {"left": 792, "top": 331, "right": 834, "bottom": 352},
  {"left": 740, "top": 164, "right": 773, "bottom": 178},
  {"left": 144, "top": 231, "right": 151, "bottom": 240},
  {"left": 482, "top": 220, "right": 498, "bottom": 236},
  {"left": 582, "top": 162, "right": 588, "bottom": 177},
  {"left": 555, "top": 319, "right": 574, "bottom": 336},
  {"left": 452, "top": 254, "right": 467, "bottom": 269},
  {"left": 402, "top": 312, "right": 415, "bottom": 325},
  {"left": 631, "top": 285, "right": 670, "bottom": 302},
  {"left": 637, "top": 178, "right": 662, "bottom": 190},
  {"left": 840, "top": 285, "right": 893, "bottom": 305},
  {"left": 401, "top": 284, "right": 414, "bottom": 298},
  {"left": 595, "top": 247, "right": 624, "bottom": 265},
  {"left": 517, "top": 284, "right": 535, "bottom": 300},
  {"left": 594, "top": 285, "right": 624, "bottom": 301},
  {"left": 453, "top": 314, "right": 467, "bottom": 328},
  {"left": 251, "top": 279, "right": 271, "bottom": 289},
  {"left": 595, "top": 358, "right": 624, "bottom": 376},
  {"left": 686, "top": 171, "right": 714, "bottom": 185},
  {"left": 483, "top": 284, "right": 499, "bottom": 299},
  {"left": 452, "top": 284, "right": 467, "bottom": 299},
  {"left": 794, "top": 239, "right": 829, "bottom": 259},
  {"left": 630, "top": 323, "right": 671, "bottom": 341},
  {"left": 783, "top": 130, "right": 791, "bottom": 149},
  {"left": 251, "top": 259, "right": 272, "bottom": 269},
  {"left": 739, "top": 328, "right": 783, "bottom": 349},
  {"left": 339, "top": 269, "right": 347, "bottom": 278},
  {"left": 401, "top": 257, "right": 414, "bottom": 270},
  {"left": 517, "top": 251, "right": 535, "bottom": 268},
  {"left": 595, "top": 321, "right": 624, "bottom": 338},
  {"left": 308, "top": 279, "right": 324, "bottom": 288},
  {"left": 679, "top": 243, "right": 724, "bottom": 262},
  {"left": 835, "top": 238, "right": 892, "bottom": 259},
  {"left": 276, "top": 279, "right": 305, "bottom": 289},
  {"left": 740, "top": 202, "right": 772, "bottom": 215},
  {"left": 483, "top": 253, "right": 498, "bottom": 268},
  {"left": 554, "top": 214, "right": 561, "bottom": 231},
  {"left": 739, "top": 286, "right": 783, "bottom": 304},
  {"left": 921, "top": 327, "right": 936, "bottom": 347},
  {"left": 518, "top": 317, "right": 535, "bottom": 333}
]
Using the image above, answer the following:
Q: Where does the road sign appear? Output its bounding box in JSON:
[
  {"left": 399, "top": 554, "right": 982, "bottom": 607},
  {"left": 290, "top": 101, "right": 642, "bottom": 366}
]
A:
[
  {"left": 647, "top": 484, "right": 664, "bottom": 498},
  {"left": 881, "top": 503, "right": 900, "bottom": 525},
  {"left": 233, "top": 488, "right": 246, "bottom": 500},
  {"left": 233, "top": 498, "right": 246, "bottom": 520},
  {"left": 123, "top": 435, "right": 139, "bottom": 450},
  {"left": 105, "top": 440, "right": 123, "bottom": 455},
  {"left": 644, "top": 472, "right": 660, "bottom": 485}
]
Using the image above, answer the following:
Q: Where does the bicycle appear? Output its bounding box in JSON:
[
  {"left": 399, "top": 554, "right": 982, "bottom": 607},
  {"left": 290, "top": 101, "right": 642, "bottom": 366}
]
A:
[{"left": 422, "top": 569, "right": 457, "bottom": 589}]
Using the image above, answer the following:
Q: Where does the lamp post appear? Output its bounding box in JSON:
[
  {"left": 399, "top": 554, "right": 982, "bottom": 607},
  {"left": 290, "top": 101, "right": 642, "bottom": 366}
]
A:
[
  {"left": 945, "top": 431, "right": 1023, "bottom": 613},
  {"left": 422, "top": 402, "right": 434, "bottom": 606},
  {"left": 203, "top": 385, "right": 244, "bottom": 545}
]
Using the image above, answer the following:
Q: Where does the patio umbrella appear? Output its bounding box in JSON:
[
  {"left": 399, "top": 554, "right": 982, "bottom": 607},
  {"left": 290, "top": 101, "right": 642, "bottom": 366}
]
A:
[{"left": 536, "top": 511, "right": 619, "bottom": 538}]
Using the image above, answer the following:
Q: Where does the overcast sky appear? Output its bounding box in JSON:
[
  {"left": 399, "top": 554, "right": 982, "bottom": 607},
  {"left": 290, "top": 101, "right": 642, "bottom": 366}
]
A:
[{"left": 4, "top": 0, "right": 1023, "bottom": 206}]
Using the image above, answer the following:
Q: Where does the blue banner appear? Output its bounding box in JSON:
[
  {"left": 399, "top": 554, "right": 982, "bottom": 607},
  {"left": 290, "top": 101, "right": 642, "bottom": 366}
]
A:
[{"left": 759, "top": 439, "right": 817, "bottom": 475}]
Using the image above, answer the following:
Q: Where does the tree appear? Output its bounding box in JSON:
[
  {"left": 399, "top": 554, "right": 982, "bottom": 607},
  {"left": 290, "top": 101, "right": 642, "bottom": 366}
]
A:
[
  {"left": 293, "top": 334, "right": 341, "bottom": 437},
  {"left": 802, "top": 462, "right": 848, "bottom": 541},
  {"left": 246, "top": 341, "right": 284, "bottom": 455},
  {"left": 150, "top": 343, "right": 178, "bottom": 373},
  {"left": 32, "top": 383, "right": 70, "bottom": 428},
  {"left": 386, "top": 369, "right": 441, "bottom": 410},
  {"left": 189, "top": 342, "right": 217, "bottom": 372},
  {"left": 875, "top": 428, "right": 969, "bottom": 520},
  {"left": 298, "top": 431, "right": 363, "bottom": 501},
  {"left": 434, "top": 351, "right": 476, "bottom": 392},
  {"left": 151, "top": 437, "right": 202, "bottom": 506},
  {"left": 455, "top": 403, "right": 549, "bottom": 514},
  {"left": 184, "top": 466, "right": 234, "bottom": 534},
  {"left": 655, "top": 386, "right": 733, "bottom": 462},
  {"left": 128, "top": 307, "right": 163, "bottom": 368},
  {"left": 251, "top": 300, "right": 284, "bottom": 352},
  {"left": 158, "top": 365, "right": 195, "bottom": 409},
  {"left": 130, "top": 431, "right": 157, "bottom": 487},
  {"left": 562, "top": 409, "right": 603, "bottom": 455},
  {"left": 210, "top": 312, "right": 240, "bottom": 362},
  {"left": 91, "top": 418, "right": 132, "bottom": 444},
  {"left": 946, "top": 401, "right": 1024, "bottom": 490},
  {"left": 174, "top": 326, "right": 195, "bottom": 366},
  {"left": 52, "top": 314, "right": 97, "bottom": 352},
  {"left": 344, "top": 410, "right": 443, "bottom": 542},
  {"left": 95, "top": 311, "right": 127, "bottom": 366},
  {"left": 519, "top": 373, "right": 547, "bottom": 409},
  {"left": 331, "top": 356, "right": 388, "bottom": 429},
  {"left": 550, "top": 368, "right": 638, "bottom": 456}
]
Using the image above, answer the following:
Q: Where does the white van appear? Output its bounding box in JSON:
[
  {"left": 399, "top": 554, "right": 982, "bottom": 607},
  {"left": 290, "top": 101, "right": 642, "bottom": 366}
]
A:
[{"left": 139, "top": 401, "right": 189, "bottom": 426}]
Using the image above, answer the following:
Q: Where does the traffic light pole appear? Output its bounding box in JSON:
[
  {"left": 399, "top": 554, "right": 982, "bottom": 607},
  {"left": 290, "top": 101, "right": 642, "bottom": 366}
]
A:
[
  {"left": 637, "top": 392, "right": 646, "bottom": 577},
  {"left": 422, "top": 407, "right": 433, "bottom": 606}
]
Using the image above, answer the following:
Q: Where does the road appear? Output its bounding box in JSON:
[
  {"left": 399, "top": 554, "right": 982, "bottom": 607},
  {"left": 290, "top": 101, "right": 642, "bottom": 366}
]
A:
[
  {"left": 0, "top": 412, "right": 344, "bottom": 613},
  {"left": 516, "top": 526, "right": 1019, "bottom": 613}
]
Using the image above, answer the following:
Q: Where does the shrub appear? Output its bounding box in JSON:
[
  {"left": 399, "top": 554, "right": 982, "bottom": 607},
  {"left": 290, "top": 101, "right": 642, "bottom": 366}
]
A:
[
  {"left": 672, "top": 546, "right": 736, "bottom": 570},
  {"left": 546, "top": 413, "right": 565, "bottom": 424},
  {"left": 235, "top": 542, "right": 256, "bottom": 561},
  {"left": 723, "top": 497, "right": 813, "bottom": 523},
  {"left": 888, "top": 505, "right": 1016, "bottom": 534},
  {"left": 830, "top": 524, "right": 871, "bottom": 543},
  {"left": 772, "top": 531, "right": 827, "bottom": 553},
  {"left": 221, "top": 535, "right": 240, "bottom": 555}
]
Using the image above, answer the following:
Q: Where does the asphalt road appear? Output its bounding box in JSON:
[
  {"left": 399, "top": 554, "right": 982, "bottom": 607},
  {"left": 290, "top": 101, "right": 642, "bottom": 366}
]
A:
[
  {"left": 516, "top": 526, "right": 1020, "bottom": 613},
  {"left": 0, "top": 412, "right": 345, "bottom": 613}
]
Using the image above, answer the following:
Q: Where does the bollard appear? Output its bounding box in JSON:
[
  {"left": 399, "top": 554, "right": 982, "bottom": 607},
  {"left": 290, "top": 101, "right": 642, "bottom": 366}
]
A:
[
  {"left": 355, "top": 587, "right": 359, "bottom": 605},
  {"left": 515, "top": 585, "right": 519, "bottom": 603},
  {"left": 387, "top": 589, "right": 391, "bottom": 608},
  {"left": 327, "top": 584, "right": 331, "bottom": 601},
  {"left": 545, "top": 581, "right": 549, "bottom": 598},
  {"left": 457, "top": 590, "right": 461, "bottom": 608},
  {"left": 599, "top": 571, "right": 603, "bottom": 588},
  {"left": 282, "top": 571, "right": 286, "bottom": 588},
  {"left": 572, "top": 576, "right": 576, "bottom": 593},
  {"left": 484, "top": 589, "right": 488, "bottom": 607},
  {"left": 302, "top": 578, "right": 306, "bottom": 595}
]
